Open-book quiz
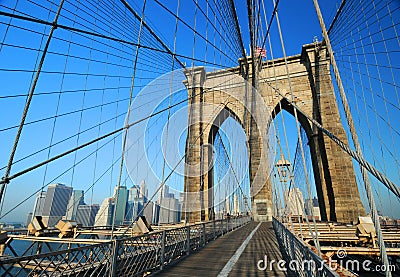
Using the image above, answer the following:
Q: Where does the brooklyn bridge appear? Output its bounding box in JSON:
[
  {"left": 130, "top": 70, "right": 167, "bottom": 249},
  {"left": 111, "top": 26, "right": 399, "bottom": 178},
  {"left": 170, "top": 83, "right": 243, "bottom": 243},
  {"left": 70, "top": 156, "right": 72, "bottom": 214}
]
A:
[{"left": 0, "top": 0, "right": 399, "bottom": 276}]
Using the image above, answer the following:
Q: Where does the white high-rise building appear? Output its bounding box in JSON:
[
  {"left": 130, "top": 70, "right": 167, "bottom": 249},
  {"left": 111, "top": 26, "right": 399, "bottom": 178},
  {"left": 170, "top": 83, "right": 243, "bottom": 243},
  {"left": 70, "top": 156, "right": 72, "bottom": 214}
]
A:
[
  {"left": 32, "top": 191, "right": 46, "bottom": 217},
  {"left": 233, "top": 193, "right": 239, "bottom": 215},
  {"left": 143, "top": 201, "right": 154, "bottom": 224},
  {"left": 41, "top": 184, "right": 72, "bottom": 227},
  {"left": 159, "top": 197, "right": 179, "bottom": 224},
  {"left": 94, "top": 198, "right": 114, "bottom": 226},
  {"left": 125, "top": 186, "right": 141, "bottom": 223},
  {"left": 65, "top": 190, "right": 85, "bottom": 221},
  {"left": 285, "top": 188, "right": 304, "bottom": 217},
  {"left": 305, "top": 197, "right": 321, "bottom": 220},
  {"left": 76, "top": 204, "right": 99, "bottom": 227},
  {"left": 140, "top": 180, "right": 148, "bottom": 199},
  {"left": 125, "top": 201, "right": 140, "bottom": 223},
  {"left": 225, "top": 196, "right": 231, "bottom": 215},
  {"left": 128, "top": 186, "right": 140, "bottom": 202},
  {"left": 25, "top": 212, "right": 33, "bottom": 227}
]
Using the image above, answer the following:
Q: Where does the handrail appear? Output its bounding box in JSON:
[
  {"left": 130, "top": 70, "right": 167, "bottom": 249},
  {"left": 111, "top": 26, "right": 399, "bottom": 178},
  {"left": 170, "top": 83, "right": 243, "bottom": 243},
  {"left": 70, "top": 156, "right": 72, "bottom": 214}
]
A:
[
  {"left": 272, "top": 218, "right": 339, "bottom": 277},
  {"left": 0, "top": 216, "right": 251, "bottom": 276}
]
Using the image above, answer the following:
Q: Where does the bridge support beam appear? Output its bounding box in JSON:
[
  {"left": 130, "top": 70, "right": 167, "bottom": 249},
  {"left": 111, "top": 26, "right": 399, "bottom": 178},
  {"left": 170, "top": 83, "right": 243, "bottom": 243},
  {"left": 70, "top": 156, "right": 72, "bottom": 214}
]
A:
[
  {"left": 303, "top": 44, "right": 366, "bottom": 222},
  {"left": 183, "top": 66, "right": 273, "bottom": 223},
  {"left": 183, "top": 67, "right": 207, "bottom": 223}
]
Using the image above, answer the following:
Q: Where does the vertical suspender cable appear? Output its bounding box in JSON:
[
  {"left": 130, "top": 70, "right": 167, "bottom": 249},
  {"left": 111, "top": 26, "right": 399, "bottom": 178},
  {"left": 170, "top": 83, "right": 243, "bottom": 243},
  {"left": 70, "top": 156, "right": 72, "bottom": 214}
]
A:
[
  {"left": 247, "top": 0, "right": 257, "bottom": 89},
  {"left": 273, "top": 0, "right": 321, "bottom": 256},
  {"left": 112, "top": 0, "right": 147, "bottom": 237},
  {"left": 158, "top": 0, "right": 181, "bottom": 225},
  {"left": 312, "top": 1, "right": 391, "bottom": 274},
  {"left": 0, "top": 0, "right": 66, "bottom": 208},
  {"left": 228, "top": 0, "right": 246, "bottom": 60}
]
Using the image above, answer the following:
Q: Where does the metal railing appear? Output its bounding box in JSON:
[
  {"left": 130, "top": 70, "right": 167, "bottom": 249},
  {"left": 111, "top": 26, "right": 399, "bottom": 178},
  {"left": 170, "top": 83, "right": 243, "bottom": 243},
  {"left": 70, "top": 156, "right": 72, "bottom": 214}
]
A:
[
  {"left": 0, "top": 216, "right": 250, "bottom": 276},
  {"left": 272, "top": 218, "right": 339, "bottom": 277}
]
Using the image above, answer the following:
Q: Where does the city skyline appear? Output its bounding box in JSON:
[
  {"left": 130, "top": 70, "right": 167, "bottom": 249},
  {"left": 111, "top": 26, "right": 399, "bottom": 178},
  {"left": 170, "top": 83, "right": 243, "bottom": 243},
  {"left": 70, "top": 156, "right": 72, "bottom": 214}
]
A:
[
  {"left": 24, "top": 180, "right": 190, "bottom": 227},
  {"left": 22, "top": 177, "right": 252, "bottom": 228}
]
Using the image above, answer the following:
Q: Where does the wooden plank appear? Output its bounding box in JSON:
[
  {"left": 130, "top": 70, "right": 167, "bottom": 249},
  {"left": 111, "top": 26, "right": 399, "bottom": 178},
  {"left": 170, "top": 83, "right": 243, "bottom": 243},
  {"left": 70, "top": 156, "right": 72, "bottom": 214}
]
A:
[{"left": 320, "top": 246, "right": 400, "bottom": 256}]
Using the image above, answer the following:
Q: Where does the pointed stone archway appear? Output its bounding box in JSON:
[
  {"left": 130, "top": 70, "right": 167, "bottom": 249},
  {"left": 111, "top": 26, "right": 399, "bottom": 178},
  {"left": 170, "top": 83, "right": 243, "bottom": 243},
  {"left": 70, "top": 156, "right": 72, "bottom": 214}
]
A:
[{"left": 182, "top": 43, "right": 365, "bottom": 223}]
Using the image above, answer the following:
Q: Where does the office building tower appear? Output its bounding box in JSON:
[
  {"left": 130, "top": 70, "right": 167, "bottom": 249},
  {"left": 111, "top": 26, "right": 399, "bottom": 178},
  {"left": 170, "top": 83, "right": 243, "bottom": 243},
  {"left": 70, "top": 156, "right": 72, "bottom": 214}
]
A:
[
  {"left": 140, "top": 180, "right": 148, "bottom": 199},
  {"left": 76, "top": 204, "right": 99, "bottom": 227},
  {"left": 125, "top": 186, "right": 141, "bottom": 223},
  {"left": 143, "top": 201, "right": 154, "bottom": 224},
  {"left": 285, "top": 188, "right": 304, "bottom": 217},
  {"left": 305, "top": 197, "right": 321, "bottom": 220},
  {"left": 32, "top": 191, "right": 46, "bottom": 217},
  {"left": 225, "top": 196, "right": 231, "bottom": 215},
  {"left": 233, "top": 193, "right": 239, "bottom": 215},
  {"left": 128, "top": 186, "right": 140, "bottom": 202},
  {"left": 65, "top": 190, "right": 85, "bottom": 221},
  {"left": 125, "top": 201, "right": 139, "bottom": 223},
  {"left": 25, "top": 212, "right": 33, "bottom": 227},
  {"left": 159, "top": 197, "right": 179, "bottom": 224},
  {"left": 113, "top": 186, "right": 128, "bottom": 225},
  {"left": 41, "top": 184, "right": 72, "bottom": 227},
  {"left": 94, "top": 197, "right": 114, "bottom": 226}
]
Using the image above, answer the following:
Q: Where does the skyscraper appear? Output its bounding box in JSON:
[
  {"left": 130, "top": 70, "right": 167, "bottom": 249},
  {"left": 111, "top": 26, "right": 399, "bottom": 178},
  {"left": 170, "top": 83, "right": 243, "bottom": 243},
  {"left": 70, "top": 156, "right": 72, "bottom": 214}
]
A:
[
  {"left": 65, "top": 190, "right": 85, "bottom": 221},
  {"left": 76, "top": 204, "right": 99, "bottom": 227},
  {"left": 94, "top": 197, "right": 114, "bottom": 226},
  {"left": 143, "top": 201, "right": 154, "bottom": 224},
  {"left": 305, "top": 197, "right": 321, "bottom": 220},
  {"left": 158, "top": 185, "right": 179, "bottom": 224},
  {"left": 113, "top": 186, "right": 128, "bottom": 225},
  {"left": 32, "top": 191, "right": 46, "bottom": 217},
  {"left": 125, "top": 186, "right": 141, "bottom": 223},
  {"left": 285, "top": 188, "right": 304, "bottom": 217},
  {"left": 125, "top": 200, "right": 139, "bottom": 223},
  {"left": 159, "top": 197, "right": 179, "bottom": 224},
  {"left": 233, "top": 193, "right": 239, "bottom": 216},
  {"left": 128, "top": 186, "right": 140, "bottom": 202},
  {"left": 41, "top": 184, "right": 72, "bottom": 227},
  {"left": 225, "top": 195, "right": 231, "bottom": 215},
  {"left": 25, "top": 212, "right": 33, "bottom": 227},
  {"left": 140, "top": 180, "right": 147, "bottom": 199}
]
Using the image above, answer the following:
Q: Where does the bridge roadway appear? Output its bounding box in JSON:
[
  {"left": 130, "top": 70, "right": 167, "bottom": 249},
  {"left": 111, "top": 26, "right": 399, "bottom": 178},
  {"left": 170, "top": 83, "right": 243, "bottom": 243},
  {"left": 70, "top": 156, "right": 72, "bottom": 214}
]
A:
[{"left": 156, "top": 221, "right": 296, "bottom": 276}]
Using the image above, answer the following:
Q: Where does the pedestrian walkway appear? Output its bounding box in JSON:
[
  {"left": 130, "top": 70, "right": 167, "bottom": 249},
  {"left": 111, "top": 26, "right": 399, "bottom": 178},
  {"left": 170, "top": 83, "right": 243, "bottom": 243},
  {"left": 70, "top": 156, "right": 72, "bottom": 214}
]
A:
[{"left": 157, "top": 221, "right": 296, "bottom": 276}]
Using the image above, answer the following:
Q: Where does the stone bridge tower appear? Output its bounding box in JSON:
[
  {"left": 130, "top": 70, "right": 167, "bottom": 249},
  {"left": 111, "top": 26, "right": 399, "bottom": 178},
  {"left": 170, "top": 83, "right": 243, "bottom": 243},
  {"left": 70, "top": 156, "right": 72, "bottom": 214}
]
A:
[{"left": 182, "top": 42, "right": 365, "bottom": 223}]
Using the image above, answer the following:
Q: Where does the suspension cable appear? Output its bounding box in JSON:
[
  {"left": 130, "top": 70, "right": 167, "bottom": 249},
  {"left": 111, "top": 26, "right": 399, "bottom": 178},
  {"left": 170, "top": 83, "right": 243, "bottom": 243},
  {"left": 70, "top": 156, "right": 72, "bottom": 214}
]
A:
[{"left": 313, "top": 0, "right": 391, "bottom": 272}]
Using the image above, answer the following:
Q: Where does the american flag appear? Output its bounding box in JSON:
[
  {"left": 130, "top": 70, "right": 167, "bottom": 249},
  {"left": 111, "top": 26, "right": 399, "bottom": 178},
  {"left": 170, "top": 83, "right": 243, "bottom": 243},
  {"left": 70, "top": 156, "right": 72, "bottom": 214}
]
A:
[{"left": 255, "top": 46, "right": 267, "bottom": 57}]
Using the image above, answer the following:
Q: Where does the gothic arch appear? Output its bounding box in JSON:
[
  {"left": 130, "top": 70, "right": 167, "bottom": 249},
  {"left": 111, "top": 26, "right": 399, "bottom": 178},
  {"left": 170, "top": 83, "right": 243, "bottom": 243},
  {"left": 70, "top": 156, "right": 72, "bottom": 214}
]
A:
[{"left": 182, "top": 42, "right": 365, "bottom": 223}]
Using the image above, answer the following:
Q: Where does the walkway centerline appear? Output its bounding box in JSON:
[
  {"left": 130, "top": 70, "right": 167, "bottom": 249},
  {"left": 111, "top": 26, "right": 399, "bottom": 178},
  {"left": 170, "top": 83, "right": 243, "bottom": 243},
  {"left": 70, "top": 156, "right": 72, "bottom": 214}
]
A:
[{"left": 217, "top": 222, "right": 262, "bottom": 277}]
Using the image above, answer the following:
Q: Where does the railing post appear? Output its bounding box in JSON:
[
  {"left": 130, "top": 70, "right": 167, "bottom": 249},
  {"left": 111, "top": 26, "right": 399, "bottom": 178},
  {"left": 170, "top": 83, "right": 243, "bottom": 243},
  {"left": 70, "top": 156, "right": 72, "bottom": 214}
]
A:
[
  {"left": 213, "top": 220, "right": 216, "bottom": 240},
  {"left": 160, "top": 230, "right": 166, "bottom": 270},
  {"left": 109, "top": 240, "right": 120, "bottom": 277},
  {"left": 186, "top": 226, "right": 190, "bottom": 256}
]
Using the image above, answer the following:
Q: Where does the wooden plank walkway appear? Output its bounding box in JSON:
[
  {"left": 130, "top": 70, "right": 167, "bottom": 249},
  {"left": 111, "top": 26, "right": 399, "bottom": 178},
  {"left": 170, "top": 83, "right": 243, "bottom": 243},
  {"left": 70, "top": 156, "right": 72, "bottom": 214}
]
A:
[{"left": 156, "top": 222, "right": 296, "bottom": 276}]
